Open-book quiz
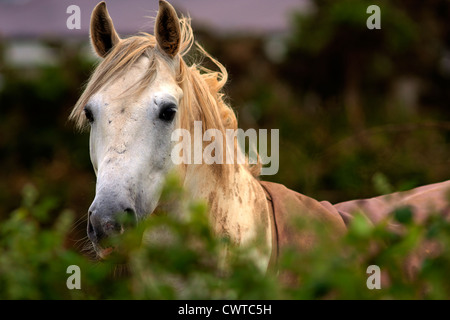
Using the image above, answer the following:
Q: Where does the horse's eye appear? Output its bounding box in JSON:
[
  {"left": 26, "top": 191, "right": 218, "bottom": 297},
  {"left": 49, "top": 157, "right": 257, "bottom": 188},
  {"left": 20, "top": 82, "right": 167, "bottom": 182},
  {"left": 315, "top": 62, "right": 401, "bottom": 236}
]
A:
[
  {"left": 159, "top": 104, "right": 177, "bottom": 122},
  {"left": 84, "top": 107, "right": 94, "bottom": 123}
]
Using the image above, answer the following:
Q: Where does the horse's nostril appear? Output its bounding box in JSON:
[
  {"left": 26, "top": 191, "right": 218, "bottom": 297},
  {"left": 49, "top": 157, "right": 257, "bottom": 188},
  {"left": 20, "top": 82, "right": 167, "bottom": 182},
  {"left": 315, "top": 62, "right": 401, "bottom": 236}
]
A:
[
  {"left": 87, "top": 205, "right": 137, "bottom": 245},
  {"left": 87, "top": 211, "right": 94, "bottom": 235},
  {"left": 123, "top": 208, "right": 137, "bottom": 227},
  {"left": 87, "top": 210, "right": 105, "bottom": 244}
]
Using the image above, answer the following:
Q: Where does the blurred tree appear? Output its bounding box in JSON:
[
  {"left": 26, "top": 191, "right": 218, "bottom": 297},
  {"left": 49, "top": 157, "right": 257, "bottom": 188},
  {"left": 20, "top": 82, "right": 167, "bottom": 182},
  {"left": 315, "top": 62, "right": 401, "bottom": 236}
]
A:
[
  {"left": 269, "top": 0, "right": 450, "bottom": 200},
  {"left": 282, "top": 0, "right": 450, "bottom": 131},
  {"left": 0, "top": 39, "right": 94, "bottom": 243}
]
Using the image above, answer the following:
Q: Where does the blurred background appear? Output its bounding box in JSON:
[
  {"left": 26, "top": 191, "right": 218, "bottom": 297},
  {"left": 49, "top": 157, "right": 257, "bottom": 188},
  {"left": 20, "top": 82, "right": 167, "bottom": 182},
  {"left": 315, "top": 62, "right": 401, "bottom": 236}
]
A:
[{"left": 1, "top": 0, "right": 449, "bottom": 247}]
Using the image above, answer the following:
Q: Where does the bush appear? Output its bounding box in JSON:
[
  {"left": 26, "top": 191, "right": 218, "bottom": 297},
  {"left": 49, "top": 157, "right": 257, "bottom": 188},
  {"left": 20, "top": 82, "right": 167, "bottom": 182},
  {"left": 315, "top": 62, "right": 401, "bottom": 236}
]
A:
[{"left": 1, "top": 180, "right": 450, "bottom": 300}]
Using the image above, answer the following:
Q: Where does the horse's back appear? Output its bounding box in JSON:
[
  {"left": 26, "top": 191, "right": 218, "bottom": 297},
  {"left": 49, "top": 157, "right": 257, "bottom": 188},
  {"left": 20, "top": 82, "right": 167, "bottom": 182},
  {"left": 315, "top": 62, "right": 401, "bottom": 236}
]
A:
[
  {"left": 260, "top": 179, "right": 450, "bottom": 277},
  {"left": 333, "top": 180, "right": 450, "bottom": 226}
]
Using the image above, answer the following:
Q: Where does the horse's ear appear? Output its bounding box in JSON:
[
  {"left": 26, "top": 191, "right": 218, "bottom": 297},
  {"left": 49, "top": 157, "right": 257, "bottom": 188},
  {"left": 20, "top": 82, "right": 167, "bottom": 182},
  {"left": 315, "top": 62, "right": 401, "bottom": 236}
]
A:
[
  {"left": 90, "top": 1, "right": 121, "bottom": 58},
  {"left": 155, "top": 0, "right": 181, "bottom": 58}
]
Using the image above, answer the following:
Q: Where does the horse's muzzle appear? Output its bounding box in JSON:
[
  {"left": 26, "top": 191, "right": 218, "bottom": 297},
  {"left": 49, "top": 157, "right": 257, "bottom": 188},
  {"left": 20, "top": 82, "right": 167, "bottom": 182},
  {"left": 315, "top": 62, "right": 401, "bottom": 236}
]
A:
[{"left": 87, "top": 199, "right": 137, "bottom": 255}]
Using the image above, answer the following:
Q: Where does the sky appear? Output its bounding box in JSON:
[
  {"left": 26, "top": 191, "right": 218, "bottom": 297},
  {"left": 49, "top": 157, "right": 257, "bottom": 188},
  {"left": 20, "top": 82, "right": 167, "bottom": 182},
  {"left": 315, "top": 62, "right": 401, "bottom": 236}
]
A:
[{"left": 0, "top": 0, "right": 311, "bottom": 39}]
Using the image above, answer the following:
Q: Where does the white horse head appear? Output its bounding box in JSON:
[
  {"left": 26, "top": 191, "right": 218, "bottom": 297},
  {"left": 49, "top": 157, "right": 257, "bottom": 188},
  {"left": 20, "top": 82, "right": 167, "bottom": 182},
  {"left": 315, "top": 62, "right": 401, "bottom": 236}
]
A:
[
  {"left": 71, "top": 1, "right": 272, "bottom": 266},
  {"left": 70, "top": 1, "right": 186, "bottom": 256}
]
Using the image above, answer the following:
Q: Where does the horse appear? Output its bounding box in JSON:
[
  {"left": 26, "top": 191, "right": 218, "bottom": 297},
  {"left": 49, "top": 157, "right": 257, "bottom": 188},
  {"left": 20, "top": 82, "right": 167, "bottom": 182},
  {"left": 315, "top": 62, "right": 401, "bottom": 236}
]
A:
[{"left": 71, "top": 0, "right": 450, "bottom": 276}]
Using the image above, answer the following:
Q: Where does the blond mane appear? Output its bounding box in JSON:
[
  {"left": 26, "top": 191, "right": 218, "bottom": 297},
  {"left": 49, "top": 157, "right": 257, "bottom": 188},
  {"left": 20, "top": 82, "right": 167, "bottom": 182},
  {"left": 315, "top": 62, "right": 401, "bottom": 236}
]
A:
[{"left": 70, "top": 17, "right": 260, "bottom": 177}]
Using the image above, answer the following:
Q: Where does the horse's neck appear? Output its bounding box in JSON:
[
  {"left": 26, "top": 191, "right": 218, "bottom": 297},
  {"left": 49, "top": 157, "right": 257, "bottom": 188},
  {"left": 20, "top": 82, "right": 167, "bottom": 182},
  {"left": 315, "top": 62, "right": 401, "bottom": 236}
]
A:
[{"left": 183, "top": 163, "right": 273, "bottom": 270}]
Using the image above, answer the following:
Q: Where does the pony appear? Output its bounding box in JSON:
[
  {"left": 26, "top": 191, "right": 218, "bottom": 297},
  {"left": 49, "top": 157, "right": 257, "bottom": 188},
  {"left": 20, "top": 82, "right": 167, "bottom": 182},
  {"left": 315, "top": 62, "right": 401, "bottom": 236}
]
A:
[
  {"left": 70, "top": 0, "right": 273, "bottom": 269},
  {"left": 71, "top": 0, "right": 450, "bottom": 275}
]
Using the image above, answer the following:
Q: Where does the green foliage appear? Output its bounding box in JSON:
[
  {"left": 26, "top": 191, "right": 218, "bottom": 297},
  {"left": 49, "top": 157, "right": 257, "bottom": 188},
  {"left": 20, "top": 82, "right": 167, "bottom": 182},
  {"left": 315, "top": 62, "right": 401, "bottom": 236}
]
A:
[{"left": 1, "top": 183, "right": 449, "bottom": 299}]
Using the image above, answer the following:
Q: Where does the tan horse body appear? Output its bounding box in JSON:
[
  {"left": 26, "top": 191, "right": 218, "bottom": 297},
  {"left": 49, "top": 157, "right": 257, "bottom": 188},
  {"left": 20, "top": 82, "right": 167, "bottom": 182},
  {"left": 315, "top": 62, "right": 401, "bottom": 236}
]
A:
[{"left": 261, "top": 180, "right": 450, "bottom": 274}]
